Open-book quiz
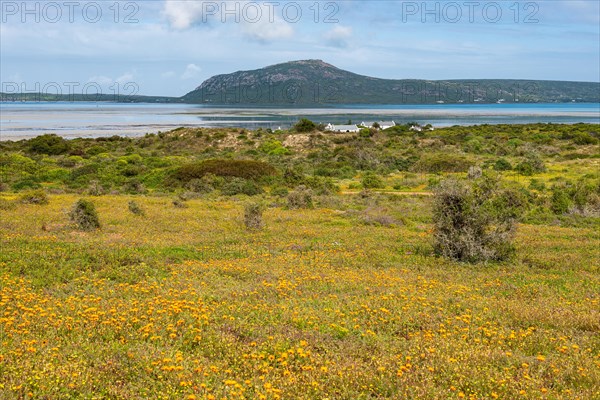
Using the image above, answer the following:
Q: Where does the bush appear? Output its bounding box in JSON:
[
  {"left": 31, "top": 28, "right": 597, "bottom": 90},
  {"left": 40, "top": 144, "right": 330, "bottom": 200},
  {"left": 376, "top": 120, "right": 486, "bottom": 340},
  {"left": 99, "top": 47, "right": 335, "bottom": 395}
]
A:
[
  {"left": 516, "top": 155, "right": 545, "bottom": 176},
  {"left": 412, "top": 153, "right": 473, "bottom": 173},
  {"left": 18, "top": 189, "right": 49, "bottom": 205},
  {"left": 28, "top": 134, "right": 70, "bottom": 155},
  {"left": 432, "top": 176, "right": 520, "bottom": 262},
  {"left": 550, "top": 189, "right": 572, "bottom": 215},
  {"left": 173, "top": 159, "right": 277, "bottom": 184},
  {"left": 287, "top": 186, "right": 314, "bottom": 209},
  {"left": 304, "top": 176, "right": 338, "bottom": 195},
  {"left": 244, "top": 202, "right": 264, "bottom": 230},
  {"left": 69, "top": 199, "right": 100, "bottom": 231},
  {"left": 493, "top": 158, "right": 512, "bottom": 171},
  {"left": 271, "top": 186, "right": 289, "bottom": 197},
  {"left": 221, "top": 178, "right": 263, "bottom": 196},
  {"left": 361, "top": 172, "right": 385, "bottom": 189},
  {"left": 294, "top": 118, "right": 316, "bottom": 133},
  {"left": 128, "top": 200, "right": 145, "bottom": 216}
]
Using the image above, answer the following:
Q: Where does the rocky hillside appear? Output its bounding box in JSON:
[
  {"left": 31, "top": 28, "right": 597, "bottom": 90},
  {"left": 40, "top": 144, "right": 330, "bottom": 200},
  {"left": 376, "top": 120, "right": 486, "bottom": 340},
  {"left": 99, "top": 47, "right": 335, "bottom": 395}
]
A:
[{"left": 182, "top": 59, "right": 600, "bottom": 105}]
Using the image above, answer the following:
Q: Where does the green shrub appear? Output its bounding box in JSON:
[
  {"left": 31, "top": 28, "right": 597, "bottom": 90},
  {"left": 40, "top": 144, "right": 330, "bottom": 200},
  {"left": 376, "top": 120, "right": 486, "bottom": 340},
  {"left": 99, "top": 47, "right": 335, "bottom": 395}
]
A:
[
  {"left": 221, "top": 178, "right": 263, "bottom": 196},
  {"left": 361, "top": 172, "right": 385, "bottom": 189},
  {"left": 432, "top": 176, "right": 520, "bottom": 262},
  {"left": 271, "top": 186, "right": 289, "bottom": 197},
  {"left": 244, "top": 202, "right": 265, "bottom": 230},
  {"left": 173, "top": 159, "right": 277, "bottom": 184},
  {"left": 551, "top": 189, "right": 572, "bottom": 215},
  {"left": 412, "top": 153, "right": 473, "bottom": 173},
  {"left": 283, "top": 167, "right": 304, "bottom": 186},
  {"left": 259, "top": 140, "right": 291, "bottom": 155},
  {"left": 12, "top": 179, "right": 41, "bottom": 191},
  {"left": 493, "top": 158, "right": 513, "bottom": 171},
  {"left": 516, "top": 155, "right": 545, "bottom": 176},
  {"left": 69, "top": 199, "right": 100, "bottom": 231},
  {"left": 304, "top": 176, "right": 338, "bottom": 195},
  {"left": 529, "top": 179, "right": 546, "bottom": 191},
  {"left": 28, "top": 134, "right": 70, "bottom": 155},
  {"left": 294, "top": 118, "right": 316, "bottom": 133},
  {"left": 18, "top": 189, "right": 49, "bottom": 205}
]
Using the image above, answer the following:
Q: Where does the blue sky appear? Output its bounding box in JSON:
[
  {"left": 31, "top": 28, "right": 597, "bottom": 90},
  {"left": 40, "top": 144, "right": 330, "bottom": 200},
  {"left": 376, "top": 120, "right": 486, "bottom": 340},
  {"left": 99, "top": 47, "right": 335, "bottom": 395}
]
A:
[{"left": 1, "top": 0, "right": 599, "bottom": 97}]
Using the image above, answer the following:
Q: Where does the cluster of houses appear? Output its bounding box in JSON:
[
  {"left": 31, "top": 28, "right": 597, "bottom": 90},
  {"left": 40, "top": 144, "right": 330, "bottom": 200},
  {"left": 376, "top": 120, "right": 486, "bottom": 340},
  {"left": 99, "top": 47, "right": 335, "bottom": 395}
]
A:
[
  {"left": 324, "top": 121, "right": 433, "bottom": 133},
  {"left": 325, "top": 120, "right": 397, "bottom": 133}
]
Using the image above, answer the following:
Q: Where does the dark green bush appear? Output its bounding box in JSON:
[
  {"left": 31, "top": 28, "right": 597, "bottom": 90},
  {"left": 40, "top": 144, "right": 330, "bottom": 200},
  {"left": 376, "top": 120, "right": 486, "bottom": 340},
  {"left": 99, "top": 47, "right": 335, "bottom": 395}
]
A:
[
  {"left": 551, "top": 189, "right": 572, "bottom": 215},
  {"left": 493, "top": 158, "right": 512, "bottom": 171},
  {"left": 412, "top": 153, "right": 473, "bottom": 173},
  {"left": 294, "top": 118, "right": 316, "bottom": 133},
  {"left": 361, "top": 172, "right": 385, "bottom": 189},
  {"left": 12, "top": 179, "right": 41, "bottom": 191},
  {"left": 28, "top": 134, "right": 70, "bottom": 155},
  {"left": 173, "top": 159, "right": 277, "bottom": 184},
  {"left": 69, "top": 199, "right": 100, "bottom": 231}
]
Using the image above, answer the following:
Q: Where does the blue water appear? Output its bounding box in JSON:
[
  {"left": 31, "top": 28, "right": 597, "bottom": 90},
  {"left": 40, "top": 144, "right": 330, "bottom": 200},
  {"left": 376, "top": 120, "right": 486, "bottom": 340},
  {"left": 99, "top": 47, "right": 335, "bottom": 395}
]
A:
[{"left": 1, "top": 102, "right": 598, "bottom": 140}]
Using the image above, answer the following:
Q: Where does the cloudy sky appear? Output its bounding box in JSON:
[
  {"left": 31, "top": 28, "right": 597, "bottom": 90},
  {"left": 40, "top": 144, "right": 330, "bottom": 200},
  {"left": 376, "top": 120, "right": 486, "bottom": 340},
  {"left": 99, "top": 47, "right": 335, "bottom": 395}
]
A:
[{"left": 1, "top": 0, "right": 599, "bottom": 97}]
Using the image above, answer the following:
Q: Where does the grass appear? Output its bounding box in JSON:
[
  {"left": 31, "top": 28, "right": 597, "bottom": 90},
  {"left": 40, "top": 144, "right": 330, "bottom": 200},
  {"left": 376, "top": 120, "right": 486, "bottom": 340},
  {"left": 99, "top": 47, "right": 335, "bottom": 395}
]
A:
[{"left": 0, "top": 194, "right": 598, "bottom": 399}]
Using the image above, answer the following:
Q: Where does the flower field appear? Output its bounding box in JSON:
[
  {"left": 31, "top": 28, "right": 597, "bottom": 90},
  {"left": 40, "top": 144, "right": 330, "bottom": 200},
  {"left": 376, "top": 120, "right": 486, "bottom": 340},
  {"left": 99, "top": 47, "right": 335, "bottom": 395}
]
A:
[{"left": 0, "top": 195, "right": 598, "bottom": 399}]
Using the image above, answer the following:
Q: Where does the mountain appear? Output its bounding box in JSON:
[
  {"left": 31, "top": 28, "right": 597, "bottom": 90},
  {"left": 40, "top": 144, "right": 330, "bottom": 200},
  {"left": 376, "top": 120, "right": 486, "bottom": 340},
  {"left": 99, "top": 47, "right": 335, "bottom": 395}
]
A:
[{"left": 182, "top": 59, "right": 600, "bottom": 105}]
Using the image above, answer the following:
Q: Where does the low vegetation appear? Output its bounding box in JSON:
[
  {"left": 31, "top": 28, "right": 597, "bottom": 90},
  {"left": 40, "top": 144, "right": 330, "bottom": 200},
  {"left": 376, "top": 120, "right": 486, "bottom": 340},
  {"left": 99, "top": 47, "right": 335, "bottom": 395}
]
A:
[{"left": 0, "top": 122, "right": 598, "bottom": 398}]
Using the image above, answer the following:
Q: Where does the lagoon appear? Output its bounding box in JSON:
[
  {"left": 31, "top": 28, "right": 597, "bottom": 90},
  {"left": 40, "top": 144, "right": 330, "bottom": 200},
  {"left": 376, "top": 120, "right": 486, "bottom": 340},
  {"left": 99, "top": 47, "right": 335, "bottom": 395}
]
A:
[{"left": 1, "top": 102, "right": 598, "bottom": 140}]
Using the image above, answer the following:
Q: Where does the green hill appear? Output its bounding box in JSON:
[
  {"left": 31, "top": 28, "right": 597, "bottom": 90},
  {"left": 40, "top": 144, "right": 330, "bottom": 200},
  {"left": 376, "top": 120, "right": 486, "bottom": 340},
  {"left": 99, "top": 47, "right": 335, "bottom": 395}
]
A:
[{"left": 182, "top": 59, "right": 600, "bottom": 105}]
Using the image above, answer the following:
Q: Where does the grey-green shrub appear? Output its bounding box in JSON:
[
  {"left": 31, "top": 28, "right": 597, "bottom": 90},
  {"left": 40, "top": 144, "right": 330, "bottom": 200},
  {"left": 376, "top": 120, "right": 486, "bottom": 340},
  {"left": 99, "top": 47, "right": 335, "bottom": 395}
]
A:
[
  {"left": 432, "top": 176, "right": 521, "bottom": 262},
  {"left": 244, "top": 202, "right": 264, "bottom": 230},
  {"left": 69, "top": 199, "right": 100, "bottom": 231},
  {"left": 287, "top": 186, "right": 313, "bottom": 209},
  {"left": 128, "top": 200, "right": 145, "bottom": 216}
]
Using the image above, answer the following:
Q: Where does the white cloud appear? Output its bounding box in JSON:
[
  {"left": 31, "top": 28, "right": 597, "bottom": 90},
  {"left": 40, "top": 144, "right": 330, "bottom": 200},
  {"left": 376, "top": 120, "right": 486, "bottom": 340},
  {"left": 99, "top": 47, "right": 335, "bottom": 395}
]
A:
[
  {"left": 163, "top": 0, "right": 206, "bottom": 29},
  {"left": 241, "top": 17, "right": 294, "bottom": 42},
  {"left": 162, "top": 0, "right": 294, "bottom": 42},
  {"left": 324, "top": 26, "right": 353, "bottom": 48},
  {"left": 181, "top": 64, "right": 202, "bottom": 80}
]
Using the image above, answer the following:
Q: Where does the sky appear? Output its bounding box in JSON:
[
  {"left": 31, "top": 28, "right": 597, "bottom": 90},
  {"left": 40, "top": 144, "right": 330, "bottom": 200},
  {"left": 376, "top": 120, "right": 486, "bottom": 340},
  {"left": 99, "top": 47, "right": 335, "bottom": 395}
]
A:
[{"left": 1, "top": 0, "right": 599, "bottom": 97}]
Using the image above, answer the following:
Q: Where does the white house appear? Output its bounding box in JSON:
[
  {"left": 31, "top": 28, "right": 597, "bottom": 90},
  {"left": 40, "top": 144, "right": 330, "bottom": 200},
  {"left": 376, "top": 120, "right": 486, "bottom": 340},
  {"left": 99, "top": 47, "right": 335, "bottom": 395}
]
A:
[
  {"left": 410, "top": 125, "right": 423, "bottom": 132},
  {"left": 326, "top": 123, "right": 360, "bottom": 133},
  {"left": 359, "top": 121, "right": 396, "bottom": 130},
  {"left": 379, "top": 121, "right": 396, "bottom": 130}
]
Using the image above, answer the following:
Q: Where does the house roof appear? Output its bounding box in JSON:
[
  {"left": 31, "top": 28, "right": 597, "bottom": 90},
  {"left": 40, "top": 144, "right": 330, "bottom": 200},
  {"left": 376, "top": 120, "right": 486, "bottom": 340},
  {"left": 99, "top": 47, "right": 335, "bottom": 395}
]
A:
[
  {"left": 332, "top": 124, "right": 359, "bottom": 131},
  {"left": 379, "top": 121, "right": 395, "bottom": 126}
]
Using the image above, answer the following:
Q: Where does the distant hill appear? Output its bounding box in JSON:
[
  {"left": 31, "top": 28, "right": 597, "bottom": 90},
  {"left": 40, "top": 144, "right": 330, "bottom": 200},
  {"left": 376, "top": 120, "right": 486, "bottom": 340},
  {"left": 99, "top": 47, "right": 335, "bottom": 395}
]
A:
[
  {"left": 182, "top": 59, "right": 600, "bottom": 105},
  {"left": 0, "top": 93, "right": 182, "bottom": 103},
  {"left": 3, "top": 60, "right": 599, "bottom": 105}
]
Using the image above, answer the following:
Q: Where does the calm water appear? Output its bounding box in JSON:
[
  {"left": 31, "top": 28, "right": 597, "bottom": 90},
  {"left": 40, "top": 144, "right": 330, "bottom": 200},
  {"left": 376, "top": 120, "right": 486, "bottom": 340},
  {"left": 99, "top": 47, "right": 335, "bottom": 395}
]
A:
[{"left": 1, "top": 102, "right": 599, "bottom": 140}]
